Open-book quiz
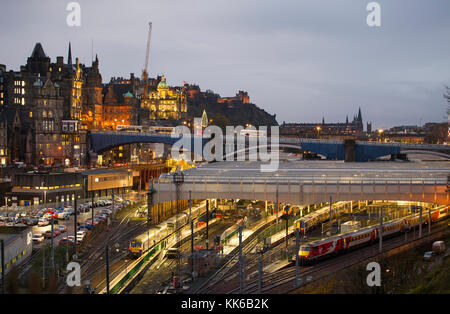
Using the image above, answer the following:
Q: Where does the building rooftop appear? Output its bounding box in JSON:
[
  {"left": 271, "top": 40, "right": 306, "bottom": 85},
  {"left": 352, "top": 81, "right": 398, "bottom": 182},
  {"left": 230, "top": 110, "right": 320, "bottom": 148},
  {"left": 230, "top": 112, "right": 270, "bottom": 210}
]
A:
[
  {"left": 82, "top": 169, "right": 130, "bottom": 176},
  {"left": 161, "top": 159, "right": 450, "bottom": 183}
]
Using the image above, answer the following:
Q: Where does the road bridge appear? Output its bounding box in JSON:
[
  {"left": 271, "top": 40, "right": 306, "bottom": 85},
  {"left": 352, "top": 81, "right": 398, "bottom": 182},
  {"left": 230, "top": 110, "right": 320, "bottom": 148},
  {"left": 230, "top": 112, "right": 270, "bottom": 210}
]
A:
[{"left": 87, "top": 131, "right": 450, "bottom": 162}]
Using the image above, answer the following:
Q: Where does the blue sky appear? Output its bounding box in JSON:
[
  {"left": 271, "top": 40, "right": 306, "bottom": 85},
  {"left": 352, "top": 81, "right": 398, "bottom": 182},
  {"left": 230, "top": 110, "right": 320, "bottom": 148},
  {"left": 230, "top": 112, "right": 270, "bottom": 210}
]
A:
[{"left": 1, "top": 0, "right": 449, "bottom": 128}]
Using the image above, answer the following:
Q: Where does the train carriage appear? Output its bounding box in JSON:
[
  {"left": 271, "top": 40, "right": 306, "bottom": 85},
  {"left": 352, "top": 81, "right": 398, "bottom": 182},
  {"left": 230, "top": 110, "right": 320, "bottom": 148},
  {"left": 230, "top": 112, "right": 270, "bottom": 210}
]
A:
[
  {"left": 342, "top": 227, "right": 377, "bottom": 250},
  {"left": 297, "top": 205, "right": 449, "bottom": 264},
  {"left": 380, "top": 218, "right": 405, "bottom": 237},
  {"left": 129, "top": 227, "right": 160, "bottom": 257}
]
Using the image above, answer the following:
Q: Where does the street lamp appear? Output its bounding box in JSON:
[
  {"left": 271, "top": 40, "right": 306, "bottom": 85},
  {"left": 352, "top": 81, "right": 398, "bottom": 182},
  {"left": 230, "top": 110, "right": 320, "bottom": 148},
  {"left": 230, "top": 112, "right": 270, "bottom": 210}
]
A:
[
  {"left": 316, "top": 126, "right": 321, "bottom": 139},
  {"left": 377, "top": 129, "right": 384, "bottom": 142},
  {"left": 41, "top": 181, "right": 47, "bottom": 205}
]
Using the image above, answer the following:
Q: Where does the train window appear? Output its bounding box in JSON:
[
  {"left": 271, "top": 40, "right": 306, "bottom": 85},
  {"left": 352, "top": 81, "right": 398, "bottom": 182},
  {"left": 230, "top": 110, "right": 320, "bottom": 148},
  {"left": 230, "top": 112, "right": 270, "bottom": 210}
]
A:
[{"left": 130, "top": 241, "right": 141, "bottom": 248}]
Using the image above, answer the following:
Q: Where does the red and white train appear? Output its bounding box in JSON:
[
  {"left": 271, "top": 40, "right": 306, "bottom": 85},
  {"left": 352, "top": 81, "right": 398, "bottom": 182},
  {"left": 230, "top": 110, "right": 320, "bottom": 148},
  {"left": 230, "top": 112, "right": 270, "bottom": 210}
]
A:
[{"left": 298, "top": 205, "right": 448, "bottom": 263}]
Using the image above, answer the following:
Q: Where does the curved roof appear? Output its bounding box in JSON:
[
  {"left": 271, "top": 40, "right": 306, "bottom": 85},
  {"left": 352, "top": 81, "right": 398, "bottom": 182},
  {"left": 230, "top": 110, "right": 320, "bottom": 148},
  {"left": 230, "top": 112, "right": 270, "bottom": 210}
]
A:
[{"left": 157, "top": 75, "right": 169, "bottom": 90}]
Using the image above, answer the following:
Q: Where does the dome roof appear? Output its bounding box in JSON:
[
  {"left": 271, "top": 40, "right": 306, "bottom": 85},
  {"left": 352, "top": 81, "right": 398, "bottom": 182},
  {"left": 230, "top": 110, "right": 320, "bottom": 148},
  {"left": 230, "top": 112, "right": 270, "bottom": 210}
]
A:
[{"left": 157, "top": 75, "right": 169, "bottom": 90}]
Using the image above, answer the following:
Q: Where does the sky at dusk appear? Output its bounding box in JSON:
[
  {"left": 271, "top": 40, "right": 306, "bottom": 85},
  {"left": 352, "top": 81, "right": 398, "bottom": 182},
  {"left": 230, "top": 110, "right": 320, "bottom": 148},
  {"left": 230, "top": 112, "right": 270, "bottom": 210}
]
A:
[{"left": 1, "top": 0, "right": 449, "bottom": 129}]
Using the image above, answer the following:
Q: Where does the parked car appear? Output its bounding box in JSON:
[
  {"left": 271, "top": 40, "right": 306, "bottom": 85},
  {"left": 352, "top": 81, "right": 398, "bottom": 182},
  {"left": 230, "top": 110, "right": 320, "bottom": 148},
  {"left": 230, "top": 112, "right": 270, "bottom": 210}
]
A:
[
  {"left": 58, "top": 237, "right": 74, "bottom": 246},
  {"left": 423, "top": 251, "right": 434, "bottom": 261},
  {"left": 16, "top": 218, "right": 28, "bottom": 225},
  {"left": 38, "top": 218, "right": 49, "bottom": 226},
  {"left": 44, "top": 230, "right": 54, "bottom": 239},
  {"left": 64, "top": 208, "right": 75, "bottom": 215},
  {"left": 76, "top": 231, "right": 86, "bottom": 241},
  {"left": 57, "top": 225, "right": 67, "bottom": 233},
  {"left": 26, "top": 218, "right": 39, "bottom": 226},
  {"left": 58, "top": 212, "right": 70, "bottom": 220},
  {"left": 85, "top": 219, "right": 98, "bottom": 226},
  {"left": 78, "top": 223, "right": 94, "bottom": 230},
  {"left": 32, "top": 233, "right": 45, "bottom": 243},
  {"left": 67, "top": 235, "right": 82, "bottom": 245},
  {"left": 100, "top": 209, "right": 112, "bottom": 215},
  {"left": 95, "top": 214, "right": 107, "bottom": 221},
  {"left": 48, "top": 218, "right": 59, "bottom": 225}
]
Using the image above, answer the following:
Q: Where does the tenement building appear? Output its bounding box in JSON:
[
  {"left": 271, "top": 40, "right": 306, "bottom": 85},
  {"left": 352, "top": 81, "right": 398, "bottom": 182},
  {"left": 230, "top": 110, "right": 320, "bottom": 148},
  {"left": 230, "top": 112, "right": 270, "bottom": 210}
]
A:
[{"left": 0, "top": 42, "right": 87, "bottom": 166}]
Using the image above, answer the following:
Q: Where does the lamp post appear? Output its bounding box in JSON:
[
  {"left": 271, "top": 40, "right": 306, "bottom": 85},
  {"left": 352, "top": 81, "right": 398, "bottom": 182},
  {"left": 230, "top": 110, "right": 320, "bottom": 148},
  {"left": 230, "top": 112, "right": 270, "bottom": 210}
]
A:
[{"left": 41, "top": 181, "right": 47, "bottom": 205}]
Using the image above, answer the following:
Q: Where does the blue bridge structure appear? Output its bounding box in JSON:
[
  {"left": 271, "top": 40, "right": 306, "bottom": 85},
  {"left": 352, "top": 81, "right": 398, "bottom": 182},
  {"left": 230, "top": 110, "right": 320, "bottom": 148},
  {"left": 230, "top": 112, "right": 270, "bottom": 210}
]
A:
[{"left": 86, "top": 131, "right": 450, "bottom": 162}]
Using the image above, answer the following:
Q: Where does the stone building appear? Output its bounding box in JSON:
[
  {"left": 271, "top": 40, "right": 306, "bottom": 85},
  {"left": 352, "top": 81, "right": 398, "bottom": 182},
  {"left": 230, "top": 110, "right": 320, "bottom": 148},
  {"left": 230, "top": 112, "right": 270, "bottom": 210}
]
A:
[
  {"left": 101, "top": 81, "right": 137, "bottom": 130},
  {"left": 141, "top": 75, "right": 187, "bottom": 121},
  {"left": 281, "top": 108, "right": 364, "bottom": 139},
  {"left": 0, "top": 42, "right": 87, "bottom": 167},
  {"left": 81, "top": 54, "right": 103, "bottom": 130}
]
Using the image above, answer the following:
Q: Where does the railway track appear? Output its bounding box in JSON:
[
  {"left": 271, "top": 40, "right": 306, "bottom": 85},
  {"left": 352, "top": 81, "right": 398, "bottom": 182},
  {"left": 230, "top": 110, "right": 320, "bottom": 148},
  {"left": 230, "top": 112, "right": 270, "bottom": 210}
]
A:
[
  {"left": 55, "top": 210, "right": 148, "bottom": 293},
  {"left": 16, "top": 249, "right": 41, "bottom": 280},
  {"left": 194, "top": 221, "right": 271, "bottom": 294},
  {"left": 225, "top": 219, "right": 449, "bottom": 294},
  {"left": 81, "top": 221, "right": 147, "bottom": 279}
]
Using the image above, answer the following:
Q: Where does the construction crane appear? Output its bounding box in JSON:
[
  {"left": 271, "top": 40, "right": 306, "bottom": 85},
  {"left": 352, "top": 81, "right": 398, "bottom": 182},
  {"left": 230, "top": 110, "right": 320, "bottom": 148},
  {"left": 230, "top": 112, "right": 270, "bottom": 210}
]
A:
[{"left": 142, "top": 22, "right": 152, "bottom": 98}]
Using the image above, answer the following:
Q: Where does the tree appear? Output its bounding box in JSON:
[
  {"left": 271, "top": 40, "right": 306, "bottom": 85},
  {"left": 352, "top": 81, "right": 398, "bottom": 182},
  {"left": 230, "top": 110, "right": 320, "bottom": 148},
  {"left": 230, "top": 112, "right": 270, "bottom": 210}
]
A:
[{"left": 212, "top": 113, "right": 230, "bottom": 132}]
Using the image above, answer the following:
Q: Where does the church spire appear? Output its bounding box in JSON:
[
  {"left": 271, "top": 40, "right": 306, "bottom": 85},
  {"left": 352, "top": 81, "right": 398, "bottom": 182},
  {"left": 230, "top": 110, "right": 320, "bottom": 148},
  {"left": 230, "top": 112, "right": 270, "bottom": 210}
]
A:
[
  {"left": 357, "top": 107, "right": 362, "bottom": 122},
  {"left": 68, "top": 42, "right": 72, "bottom": 65}
]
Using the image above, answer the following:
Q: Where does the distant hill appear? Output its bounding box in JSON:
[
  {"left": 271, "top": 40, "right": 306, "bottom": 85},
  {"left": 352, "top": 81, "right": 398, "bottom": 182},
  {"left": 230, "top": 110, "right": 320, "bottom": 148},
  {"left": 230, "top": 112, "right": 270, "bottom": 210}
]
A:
[{"left": 186, "top": 89, "right": 278, "bottom": 127}]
